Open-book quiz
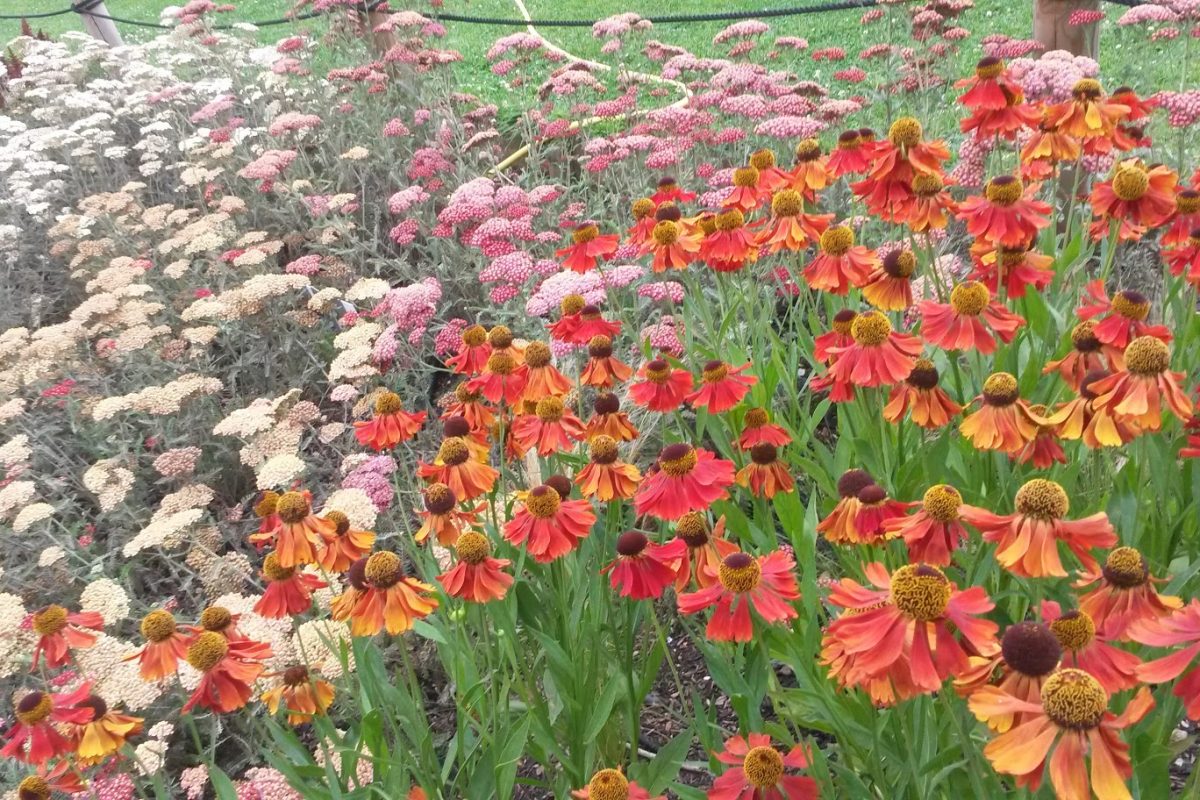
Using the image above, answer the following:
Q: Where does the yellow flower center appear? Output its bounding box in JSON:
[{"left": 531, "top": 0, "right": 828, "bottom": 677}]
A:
[
  {"left": 262, "top": 552, "right": 295, "bottom": 582},
  {"left": 1001, "top": 622, "right": 1062, "bottom": 677},
  {"left": 949, "top": 281, "right": 990, "bottom": 316},
  {"left": 455, "top": 383, "right": 483, "bottom": 404},
  {"left": 984, "top": 176, "right": 1024, "bottom": 207},
  {"left": 587, "top": 769, "right": 629, "bottom": 800},
  {"left": 771, "top": 189, "right": 804, "bottom": 218},
  {"left": 676, "top": 512, "right": 710, "bottom": 546},
  {"left": 999, "top": 248, "right": 1028, "bottom": 269},
  {"left": 749, "top": 149, "right": 777, "bottom": 170},
  {"left": 1124, "top": 335, "right": 1169, "bottom": 376},
  {"left": 907, "top": 357, "right": 940, "bottom": 389},
  {"left": 912, "top": 171, "right": 944, "bottom": 197},
  {"left": 438, "top": 437, "right": 471, "bottom": 466},
  {"left": 982, "top": 372, "right": 1019, "bottom": 405},
  {"left": 659, "top": 443, "right": 699, "bottom": 476},
  {"left": 141, "top": 609, "right": 178, "bottom": 642},
  {"left": 462, "top": 325, "right": 487, "bottom": 347},
  {"left": 820, "top": 225, "right": 855, "bottom": 256},
  {"left": 486, "top": 351, "right": 516, "bottom": 376},
  {"left": 573, "top": 224, "right": 599, "bottom": 244},
  {"left": 850, "top": 311, "right": 892, "bottom": 347},
  {"left": 374, "top": 391, "right": 403, "bottom": 415},
  {"left": 702, "top": 360, "right": 730, "bottom": 383},
  {"left": 922, "top": 484, "right": 962, "bottom": 522},
  {"left": 1111, "top": 290, "right": 1150, "bottom": 321},
  {"left": 1050, "top": 610, "right": 1095, "bottom": 652},
  {"left": 276, "top": 492, "right": 311, "bottom": 524},
  {"left": 651, "top": 220, "right": 680, "bottom": 246},
  {"left": 364, "top": 551, "right": 404, "bottom": 588},
  {"left": 186, "top": 631, "right": 229, "bottom": 672},
  {"left": 794, "top": 138, "right": 822, "bottom": 161},
  {"left": 888, "top": 116, "right": 923, "bottom": 148},
  {"left": 424, "top": 482, "right": 456, "bottom": 514},
  {"left": 733, "top": 166, "right": 760, "bottom": 188},
  {"left": 589, "top": 434, "right": 619, "bottom": 464},
  {"left": 715, "top": 209, "right": 745, "bottom": 232},
  {"left": 1015, "top": 478, "right": 1070, "bottom": 520},
  {"left": 831, "top": 309, "right": 856, "bottom": 335},
  {"left": 525, "top": 486, "right": 562, "bottom": 519},
  {"left": 1102, "top": 546, "right": 1148, "bottom": 588},
  {"left": 524, "top": 341, "right": 552, "bottom": 368},
  {"left": 1073, "top": 78, "right": 1102, "bottom": 99},
  {"left": 1111, "top": 164, "right": 1149, "bottom": 202},
  {"left": 488, "top": 325, "right": 514, "bottom": 348},
  {"left": 1177, "top": 190, "right": 1200, "bottom": 214},
  {"left": 975, "top": 56, "right": 1004, "bottom": 79},
  {"left": 718, "top": 552, "right": 762, "bottom": 593},
  {"left": 631, "top": 198, "right": 655, "bottom": 219},
  {"left": 644, "top": 359, "right": 671, "bottom": 383},
  {"left": 200, "top": 606, "right": 233, "bottom": 632},
  {"left": 254, "top": 490, "right": 280, "bottom": 518},
  {"left": 588, "top": 335, "right": 613, "bottom": 358},
  {"left": 324, "top": 510, "right": 351, "bottom": 536},
  {"left": 883, "top": 249, "right": 917, "bottom": 278},
  {"left": 889, "top": 564, "right": 951, "bottom": 621},
  {"left": 32, "top": 605, "right": 68, "bottom": 636},
  {"left": 744, "top": 407, "right": 769, "bottom": 428},
  {"left": 455, "top": 531, "right": 491, "bottom": 565},
  {"left": 1071, "top": 320, "right": 1101, "bottom": 352},
  {"left": 1041, "top": 668, "right": 1107, "bottom": 729},
  {"left": 743, "top": 746, "right": 785, "bottom": 788},
  {"left": 18, "top": 776, "right": 51, "bottom": 800},
  {"left": 561, "top": 293, "right": 587, "bottom": 315},
  {"left": 535, "top": 396, "right": 565, "bottom": 422},
  {"left": 15, "top": 692, "right": 53, "bottom": 725}
]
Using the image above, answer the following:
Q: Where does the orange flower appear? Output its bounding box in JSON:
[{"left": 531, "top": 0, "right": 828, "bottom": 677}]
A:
[
  {"left": 603, "top": 531, "right": 686, "bottom": 601},
  {"left": 445, "top": 324, "right": 491, "bottom": 376},
  {"left": 651, "top": 176, "right": 696, "bottom": 205},
  {"left": 961, "top": 478, "right": 1116, "bottom": 578},
  {"left": 72, "top": 695, "right": 143, "bottom": 766},
  {"left": 1131, "top": 599, "right": 1200, "bottom": 719},
  {"left": 512, "top": 341, "right": 572, "bottom": 402},
  {"left": 30, "top": 605, "right": 103, "bottom": 670},
  {"left": 191, "top": 605, "right": 247, "bottom": 642},
  {"left": 1045, "top": 77, "right": 1130, "bottom": 154},
  {"left": 641, "top": 218, "right": 702, "bottom": 272},
  {"left": 1163, "top": 188, "right": 1200, "bottom": 247},
  {"left": 803, "top": 225, "right": 876, "bottom": 295},
  {"left": 672, "top": 513, "right": 739, "bottom": 592},
  {"left": 634, "top": 443, "right": 735, "bottom": 521},
  {"left": 466, "top": 350, "right": 527, "bottom": 406},
  {"left": 503, "top": 484, "right": 596, "bottom": 562},
  {"left": 785, "top": 138, "right": 831, "bottom": 196},
  {"left": 953, "top": 621, "right": 1062, "bottom": 733},
  {"left": 316, "top": 510, "right": 375, "bottom": 572},
  {"left": 1012, "top": 405, "right": 1067, "bottom": 470},
  {"left": 354, "top": 391, "right": 426, "bottom": 451},
  {"left": 735, "top": 444, "right": 794, "bottom": 499},
  {"left": 678, "top": 550, "right": 799, "bottom": 642},
  {"left": 585, "top": 392, "right": 639, "bottom": 441},
  {"left": 1075, "top": 546, "right": 1181, "bottom": 641},
  {"left": 629, "top": 358, "right": 694, "bottom": 412},
  {"left": 557, "top": 223, "right": 619, "bottom": 273},
  {"left": 738, "top": 406, "right": 792, "bottom": 449},
  {"left": 254, "top": 552, "right": 327, "bottom": 619},
  {"left": 572, "top": 768, "right": 663, "bottom": 800},
  {"left": 826, "top": 129, "right": 873, "bottom": 178},
  {"left": 1089, "top": 336, "right": 1193, "bottom": 432},
  {"left": 956, "top": 176, "right": 1051, "bottom": 248},
  {"left": 437, "top": 530, "right": 513, "bottom": 603},
  {"left": 756, "top": 189, "right": 832, "bottom": 255},
  {"left": 575, "top": 435, "right": 641, "bottom": 501},
  {"left": 331, "top": 558, "right": 367, "bottom": 623},
  {"left": 968, "top": 243, "right": 1054, "bottom": 298},
  {"left": 263, "top": 665, "right": 335, "bottom": 725},
  {"left": 709, "top": 732, "right": 818, "bottom": 800},
  {"left": 580, "top": 335, "right": 632, "bottom": 388},
  {"left": 252, "top": 490, "right": 282, "bottom": 538},
  {"left": 444, "top": 382, "right": 495, "bottom": 432},
  {"left": 959, "top": 372, "right": 1045, "bottom": 454},
  {"left": 1076, "top": 280, "right": 1171, "bottom": 352},
  {"left": 126, "top": 610, "right": 190, "bottom": 681},
  {"left": 860, "top": 248, "right": 917, "bottom": 311},
  {"left": 1044, "top": 601, "right": 1140, "bottom": 695},
  {"left": 883, "top": 358, "right": 962, "bottom": 429},
  {"left": 626, "top": 198, "right": 659, "bottom": 246},
  {"left": 969, "top": 670, "right": 1152, "bottom": 798},
  {"left": 723, "top": 166, "right": 767, "bottom": 212},
  {"left": 1089, "top": 159, "right": 1178, "bottom": 241},
  {"left": 16, "top": 762, "right": 85, "bottom": 798},
  {"left": 687, "top": 360, "right": 757, "bottom": 413},
  {"left": 416, "top": 437, "right": 499, "bottom": 500},
  {"left": 918, "top": 281, "right": 1024, "bottom": 354},
  {"left": 852, "top": 117, "right": 950, "bottom": 221},
  {"left": 1043, "top": 321, "right": 1119, "bottom": 391},
  {"left": 415, "top": 483, "right": 481, "bottom": 546},
  {"left": 749, "top": 148, "right": 792, "bottom": 192},
  {"left": 700, "top": 209, "right": 760, "bottom": 273},
  {"left": 817, "top": 469, "right": 876, "bottom": 544},
  {"left": 182, "top": 632, "right": 272, "bottom": 714},
  {"left": 822, "top": 562, "right": 998, "bottom": 694},
  {"left": 249, "top": 490, "right": 334, "bottom": 568},
  {"left": 2, "top": 685, "right": 92, "bottom": 764},
  {"left": 547, "top": 293, "right": 586, "bottom": 341},
  {"left": 825, "top": 311, "right": 922, "bottom": 393},
  {"left": 955, "top": 56, "right": 1023, "bottom": 111},
  {"left": 1045, "top": 369, "right": 1140, "bottom": 448},
  {"left": 900, "top": 171, "right": 958, "bottom": 232},
  {"left": 510, "top": 396, "right": 586, "bottom": 456},
  {"left": 348, "top": 551, "right": 438, "bottom": 636},
  {"left": 1019, "top": 112, "right": 1081, "bottom": 180},
  {"left": 883, "top": 484, "right": 982, "bottom": 566},
  {"left": 1166, "top": 229, "right": 1200, "bottom": 286}
]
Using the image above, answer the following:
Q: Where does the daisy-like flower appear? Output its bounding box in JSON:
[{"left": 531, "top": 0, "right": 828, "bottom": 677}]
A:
[
  {"left": 701, "top": 209, "right": 760, "bottom": 273},
  {"left": 250, "top": 490, "right": 335, "bottom": 568},
  {"left": 738, "top": 407, "right": 792, "bottom": 449},
  {"left": 1046, "top": 369, "right": 1141, "bottom": 449},
  {"left": 444, "top": 414, "right": 491, "bottom": 461},
  {"left": 571, "top": 304, "right": 623, "bottom": 345},
  {"left": 416, "top": 437, "right": 499, "bottom": 501},
  {"left": 627, "top": 198, "right": 660, "bottom": 246},
  {"left": 883, "top": 358, "right": 962, "bottom": 429},
  {"left": 581, "top": 335, "right": 632, "bottom": 388},
  {"left": 962, "top": 478, "right": 1116, "bottom": 578},
  {"left": 1043, "top": 320, "right": 1119, "bottom": 390},
  {"left": 557, "top": 223, "right": 620, "bottom": 273},
  {"left": 736, "top": 444, "right": 794, "bottom": 499},
  {"left": 1166, "top": 228, "right": 1200, "bottom": 285},
  {"left": 724, "top": 166, "right": 767, "bottom": 212},
  {"left": 959, "top": 372, "right": 1046, "bottom": 454},
  {"left": 1043, "top": 602, "right": 1139, "bottom": 694},
  {"left": 673, "top": 513, "right": 739, "bottom": 592},
  {"left": 1076, "top": 280, "right": 1171, "bottom": 352},
  {"left": 825, "top": 311, "right": 922, "bottom": 393},
  {"left": 961, "top": 90, "right": 1041, "bottom": 142},
  {"left": 416, "top": 483, "right": 477, "bottom": 546},
  {"left": 852, "top": 117, "right": 950, "bottom": 221},
  {"left": 575, "top": 435, "right": 641, "bottom": 501},
  {"left": 968, "top": 243, "right": 1055, "bottom": 299},
  {"left": 586, "top": 392, "right": 639, "bottom": 441},
  {"left": 1046, "top": 78, "right": 1131, "bottom": 154},
  {"left": 642, "top": 218, "right": 702, "bottom": 272},
  {"left": 1163, "top": 189, "right": 1200, "bottom": 247},
  {"left": 193, "top": 606, "right": 246, "bottom": 641},
  {"left": 354, "top": 391, "right": 426, "bottom": 451},
  {"left": 901, "top": 171, "right": 958, "bottom": 232},
  {"left": 827, "top": 129, "right": 872, "bottom": 178},
  {"left": 1090, "top": 159, "right": 1178, "bottom": 241},
  {"left": 510, "top": 396, "right": 586, "bottom": 456},
  {"left": 955, "top": 56, "right": 1022, "bottom": 111},
  {"left": 348, "top": 551, "right": 438, "bottom": 636},
  {"left": 518, "top": 341, "right": 572, "bottom": 401},
  {"left": 918, "top": 281, "right": 1025, "bottom": 354},
  {"left": 263, "top": 665, "right": 335, "bottom": 725},
  {"left": 822, "top": 562, "right": 998, "bottom": 694},
  {"left": 883, "top": 484, "right": 982, "bottom": 566},
  {"left": 182, "top": 632, "right": 272, "bottom": 713},
  {"left": 629, "top": 358, "right": 694, "bottom": 412},
  {"left": 30, "top": 605, "right": 103, "bottom": 670},
  {"left": 954, "top": 622, "right": 1062, "bottom": 733},
  {"left": 253, "top": 490, "right": 282, "bottom": 537},
  {"left": 255, "top": 552, "right": 327, "bottom": 619},
  {"left": 1012, "top": 404, "right": 1067, "bottom": 470},
  {"left": 969, "top": 669, "right": 1152, "bottom": 799},
  {"left": 1075, "top": 546, "right": 1181, "bottom": 640},
  {"left": 1132, "top": 599, "right": 1200, "bottom": 719},
  {"left": 652, "top": 176, "right": 696, "bottom": 205},
  {"left": 1020, "top": 112, "right": 1082, "bottom": 181},
  {"left": 603, "top": 531, "right": 686, "bottom": 601},
  {"left": 817, "top": 469, "right": 876, "bottom": 544},
  {"left": 503, "top": 484, "right": 596, "bottom": 562},
  {"left": 1090, "top": 336, "right": 1194, "bottom": 432},
  {"left": 445, "top": 324, "right": 491, "bottom": 375},
  {"left": 2, "top": 685, "right": 92, "bottom": 763},
  {"left": 487, "top": 325, "right": 524, "bottom": 361},
  {"left": 813, "top": 310, "right": 856, "bottom": 365},
  {"left": 678, "top": 550, "right": 799, "bottom": 642},
  {"left": 572, "top": 768, "right": 663, "bottom": 800},
  {"left": 445, "top": 382, "right": 495, "bottom": 432},
  {"left": 127, "top": 609, "right": 190, "bottom": 680},
  {"left": 709, "top": 733, "right": 818, "bottom": 800},
  {"left": 634, "top": 443, "right": 735, "bottom": 521},
  {"left": 437, "top": 530, "right": 513, "bottom": 603},
  {"left": 548, "top": 294, "right": 586, "bottom": 341},
  {"left": 803, "top": 226, "right": 877, "bottom": 295},
  {"left": 860, "top": 248, "right": 917, "bottom": 311},
  {"left": 17, "top": 763, "right": 85, "bottom": 800},
  {"left": 73, "top": 695, "right": 143, "bottom": 766},
  {"left": 788, "top": 139, "right": 832, "bottom": 199},
  {"left": 852, "top": 484, "right": 908, "bottom": 543},
  {"left": 687, "top": 360, "right": 757, "bottom": 413},
  {"left": 316, "top": 511, "right": 375, "bottom": 573},
  {"left": 956, "top": 176, "right": 1051, "bottom": 248},
  {"left": 467, "top": 351, "right": 527, "bottom": 406},
  {"left": 750, "top": 148, "right": 793, "bottom": 192}
]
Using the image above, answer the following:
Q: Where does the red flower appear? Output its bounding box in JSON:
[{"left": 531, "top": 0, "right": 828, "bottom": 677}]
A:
[
  {"left": 1132, "top": 599, "right": 1200, "bottom": 719},
  {"left": 956, "top": 176, "right": 1051, "bottom": 248},
  {"left": 626, "top": 198, "right": 659, "bottom": 246},
  {"left": 701, "top": 209, "right": 762, "bottom": 272},
  {"left": 1020, "top": 114, "right": 1081, "bottom": 180},
  {"left": 604, "top": 531, "right": 686, "bottom": 600},
  {"left": 851, "top": 117, "right": 950, "bottom": 221},
  {"left": 1089, "top": 159, "right": 1178, "bottom": 241},
  {"left": 1011, "top": 408, "right": 1067, "bottom": 470},
  {"left": 444, "top": 382, "right": 495, "bottom": 432},
  {"left": 547, "top": 293, "right": 586, "bottom": 341},
  {"left": 416, "top": 436, "right": 499, "bottom": 500},
  {"left": 687, "top": 360, "right": 757, "bottom": 413},
  {"left": 900, "top": 171, "right": 958, "bottom": 232},
  {"left": 556, "top": 224, "right": 619, "bottom": 273},
  {"left": 30, "top": 605, "right": 103, "bottom": 670},
  {"left": 918, "top": 281, "right": 1024, "bottom": 355},
  {"left": 1075, "top": 546, "right": 1181, "bottom": 640},
  {"left": 510, "top": 396, "right": 586, "bottom": 456},
  {"left": 1089, "top": 336, "right": 1193, "bottom": 432},
  {"left": 580, "top": 335, "right": 632, "bottom": 388},
  {"left": 1076, "top": 280, "right": 1171, "bottom": 353},
  {"left": 2, "top": 685, "right": 92, "bottom": 763},
  {"left": 1043, "top": 321, "right": 1119, "bottom": 391},
  {"left": 816, "top": 469, "right": 876, "bottom": 544},
  {"left": 354, "top": 391, "right": 426, "bottom": 451},
  {"left": 575, "top": 435, "right": 641, "bottom": 501},
  {"left": 249, "top": 490, "right": 334, "bottom": 568},
  {"left": 415, "top": 483, "right": 481, "bottom": 546},
  {"left": 953, "top": 622, "right": 1062, "bottom": 734},
  {"left": 518, "top": 341, "right": 573, "bottom": 401},
  {"left": 723, "top": 166, "right": 768, "bottom": 212},
  {"left": 968, "top": 243, "right": 1054, "bottom": 299},
  {"left": 757, "top": 189, "right": 833, "bottom": 254},
  {"left": 749, "top": 148, "right": 793, "bottom": 192},
  {"left": 803, "top": 225, "right": 876, "bottom": 295},
  {"left": 955, "top": 56, "right": 1023, "bottom": 111},
  {"left": 466, "top": 351, "right": 527, "bottom": 405},
  {"left": 445, "top": 324, "right": 491, "bottom": 376},
  {"left": 883, "top": 484, "right": 983, "bottom": 566},
  {"left": 570, "top": 304, "right": 623, "bottom": 345},
  {"left": 959, "top": 372, "right": 1046, "bottom": 454},
  {"left": 437, "top": 531, "right": 513, "bottom": 603},
  {"left": 629, "top": 358, "right": 694, "bottom": 412},
  {"left": 641, "top": 219, "right": 702, "bottom": 272},
  {"left": 503, "top": 484, "right": 596, "bottom": 563},
  {"left": 1163, "top": 189, "right": 1200, "bottom": 247},
  {"left": 678, "top": 550, "right": 799, "bottom": 642},
  {"left": 573, "top": 768, "right": 663, "bottom": 800},
  {"left": 788, "top": 138, "right": 833, "bottom": 199},
  {"left": 1044, "top": 601, "right": 1140, "bottom": 695},
  {"left": 708, "top": 733, "right": 818, "bottom": 800},
  {"left": 651, "top": 177, "right": 696, "bottom": 205},
  {"left": 824, "top": 311, "right": 921, "bottom": 393},
  {"left": 182, "top": 632, "right": 272, "bottom": 714},
  {"left": 634, "top": 443, "right": 735, "bottom": 521},
  {"left": 827, "top": 129, "right": 873, "bottom": 177},
  {"left": 852, "top": 484, "right": 908, "bottom": 543},
  {"left": 255, "top": 553, "right": 327, "bottom": 619},
  {"left": 673, "top": 513, "right": 739, "bottom": 592},
  {"left": 1165, "top": 229, "right": 1200, "bottom": 285},
  {"left": 126, "top": 610, "right": 191, "bottom": 681},
  {"left": 738, "top": 407, "right": 792, "bottom": 450},
  {"left": 882, "top": 358, "right": 962, "bottom": 430},
  {"left": 736, "top": 444, "right": 794, "bottom": 499}
]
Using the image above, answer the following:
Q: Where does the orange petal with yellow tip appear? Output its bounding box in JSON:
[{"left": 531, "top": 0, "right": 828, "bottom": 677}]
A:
[
  {"left": 983, "top": 715, "right": 1057, "bottom": 776},
  {"left": 968, "top": 685, "right": 1043, "bottom": 723},
  {"left": 1087, "top": 727, "right": 1133, "bottom": 800},
  {"left": 1048, "top": 731, "right": 1090, "bottom": 800}
]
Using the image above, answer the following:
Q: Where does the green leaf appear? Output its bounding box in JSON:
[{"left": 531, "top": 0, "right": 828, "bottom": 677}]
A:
[
  {"left": 635, "top": 727, "right": 694, "bottom": 794},
  {"left": 209, "top": 767, "right": 240, "bottom": 800},
  {"left": 495, "top": 716, "right": 531, "bottom": 799},
  {"left": 411, "top": 618, "right": 446, "bottom": 643},
  {"left": 584, "top": 675, "right": 624, "bottom": 741}
]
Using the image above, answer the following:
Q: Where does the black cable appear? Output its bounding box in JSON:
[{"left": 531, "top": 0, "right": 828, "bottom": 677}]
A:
[{"left": 0, "top": 7, "right": 75, "bottom": 20}]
